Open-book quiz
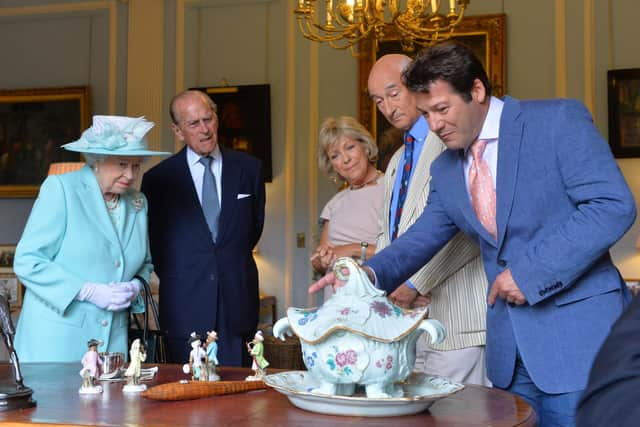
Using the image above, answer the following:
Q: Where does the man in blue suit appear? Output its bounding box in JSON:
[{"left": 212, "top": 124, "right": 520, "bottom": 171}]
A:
[
  {"left": 311, "top": 42, "right": 636, "bottom": 426},
  {"left": 142, "top": 90, "right": 265, "bottom": 366}
]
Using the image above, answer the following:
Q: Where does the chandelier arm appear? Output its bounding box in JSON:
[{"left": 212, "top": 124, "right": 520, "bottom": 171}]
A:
[
  {"left": 299, "top": 17, "right": 367, "bottom": 44},
  {"left": 394, "top": 3, "right": 467, "bottom": 37},
  {"left": 294, "top": 0, "right": 468, "bottom": 51}
]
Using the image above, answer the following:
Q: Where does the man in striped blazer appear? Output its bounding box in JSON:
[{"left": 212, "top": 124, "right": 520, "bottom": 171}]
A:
[{"left": 367, "top": 54, "right": 490, "bottom": 386}]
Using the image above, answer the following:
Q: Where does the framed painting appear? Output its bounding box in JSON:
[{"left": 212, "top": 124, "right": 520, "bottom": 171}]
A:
[
  {"left": 0, "top": 86, "right": 90, "bottom": 197},
  {"left": 357, "top": 14, "right": 506, "bottom": 170},
  {"left": 607, "top": 68, "right": 640, "bottom": 158},
  {"left": 191, "top": 85, "right": 273, "bottom": 182},
  {"left": 0, "top": 244, "right": 16, "bottom": 274},
  {"left": 0, "top": 273, "right": 23, "bottom": 310}
]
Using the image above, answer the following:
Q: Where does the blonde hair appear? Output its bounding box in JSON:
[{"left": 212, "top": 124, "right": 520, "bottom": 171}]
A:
[{"left": 317, "top": 116, "right": 378, "bottom": 181}]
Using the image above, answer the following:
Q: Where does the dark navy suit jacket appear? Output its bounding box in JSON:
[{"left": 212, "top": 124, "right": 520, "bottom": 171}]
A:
[
  {"left": 141, "top": 146, "right": 265, "bottom": 365},
  {"left": 367, "top": 97, "right": 636, "bottom": 393},
  {"left": 577, "top": 295, "right": 640, "bottom": 426}
]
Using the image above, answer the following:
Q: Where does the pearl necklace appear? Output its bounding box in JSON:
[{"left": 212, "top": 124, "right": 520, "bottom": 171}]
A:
[
  {"left": 105, "top": 194, "right": 120, "bottom": 211},
  {"left": 105, "top": 194, "right": 121, "bottom": 226}
]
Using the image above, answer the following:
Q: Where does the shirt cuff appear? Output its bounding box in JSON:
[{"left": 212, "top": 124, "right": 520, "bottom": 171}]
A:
[{"left": 369, "top": 268, "right": 381, "bottom": 288}]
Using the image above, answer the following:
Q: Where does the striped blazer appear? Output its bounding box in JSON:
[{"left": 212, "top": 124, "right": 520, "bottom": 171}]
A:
[{"left": 376, "top": 131, "right": 487, "bottom": 351}]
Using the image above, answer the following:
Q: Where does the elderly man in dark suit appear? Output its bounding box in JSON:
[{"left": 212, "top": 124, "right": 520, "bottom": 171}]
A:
[{"left": 142, "top": 90, "right": 265, "bottom": 366}]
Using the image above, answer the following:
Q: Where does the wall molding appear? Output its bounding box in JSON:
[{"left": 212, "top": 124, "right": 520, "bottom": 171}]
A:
[
  {"left": 306, "top": 42, "right": 319, "bottom": 307},
  {"left": 0, "top": 1, "right": 121, "bottom": 113},
  {"left": 183, "top": 0, "right": 273, "bottom": 6},
  {"left": 555, "top": 0, "right": 567, "bottom": 97},
  {"left": 583, "top": 0, "right": 595, "bottom": 113},
  {"left": 607, "top": 0, "right": 614, "bottom": 68},
  {"left": 284, "top": 0, "right": 296, "bottom": 310},
  {"left": 126, "top": 0, "right": 164, "bottom": 151}
]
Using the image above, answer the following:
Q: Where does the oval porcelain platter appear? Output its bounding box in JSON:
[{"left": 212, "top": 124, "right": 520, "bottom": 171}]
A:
[{"left": 263, "top": 370, "right": 465, "bottom": 417}]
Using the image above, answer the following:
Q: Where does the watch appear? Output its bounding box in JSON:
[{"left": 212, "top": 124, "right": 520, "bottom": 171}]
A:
[{"left": 360, "top": 242, "right": 369, "bottom": 264}]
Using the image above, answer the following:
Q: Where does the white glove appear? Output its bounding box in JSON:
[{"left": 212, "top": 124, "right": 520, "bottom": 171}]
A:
[
  {"left": 112, "top": 279, "right": 143, "bottom": 302},
  {"left": 76, "top": 282, "right": 136, "bottom": 311}
]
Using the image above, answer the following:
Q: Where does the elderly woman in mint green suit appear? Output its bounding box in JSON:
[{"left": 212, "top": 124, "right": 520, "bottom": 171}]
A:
[{"left": 14, "top": 116, "right": 169, "bottom": 362}]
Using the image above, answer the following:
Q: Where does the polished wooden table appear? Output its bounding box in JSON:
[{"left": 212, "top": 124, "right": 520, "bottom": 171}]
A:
[{"left": 0, "top": 363, "right": 535, "bottom": 426}]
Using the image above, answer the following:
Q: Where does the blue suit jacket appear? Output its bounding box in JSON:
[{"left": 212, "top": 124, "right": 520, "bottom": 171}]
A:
[
  {"left": 367, "top": 97, "right": 636, "bottom": 393},
  {"left": 14, "top": 166, "right": 151, "bottom": 362},
  {"left": 141, "top": 147, "right": 265, "bottom": 364}
]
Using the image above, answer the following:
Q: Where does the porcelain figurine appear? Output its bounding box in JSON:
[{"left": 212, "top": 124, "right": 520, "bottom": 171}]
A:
[
  {"left": 245, "top": 330, "right": 269, "bottom": 381},
  {"left": 79, "top": 339, "right": 104, "bottom": 394},
  {"left": 205, "top": 330, "right": 220, "bottom": 381},
  {"left": 182, "top": 332, "right": 207, "bottom": 381},
  {"left": 123, "top": 338, "right": 147, "bottom": 393},
  {"left": 273, "top": 257, "right": 446, "bottom": 398}
]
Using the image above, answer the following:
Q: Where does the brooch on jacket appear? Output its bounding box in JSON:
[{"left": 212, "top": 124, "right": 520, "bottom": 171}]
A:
[{"left": 131, "top": 193, "right": 145, "bottom": 212}]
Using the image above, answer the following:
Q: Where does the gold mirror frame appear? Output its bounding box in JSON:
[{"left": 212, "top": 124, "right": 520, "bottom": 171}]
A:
[
  {"left": 0, "top": 86, "right": 90, "bottom": 198},
  {"left": 358, "top": 13, "right": 506, "bottom": 143}
]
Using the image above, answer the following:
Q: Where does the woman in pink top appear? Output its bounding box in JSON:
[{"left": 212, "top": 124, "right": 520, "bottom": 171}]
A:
[{"left": 311, "top": 116, "right": 384, "bottom": 276}]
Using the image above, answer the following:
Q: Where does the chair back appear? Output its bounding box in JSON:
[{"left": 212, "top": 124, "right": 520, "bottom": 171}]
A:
[{"left": 47, "top": 162, "right": 85, "bottom": 176}]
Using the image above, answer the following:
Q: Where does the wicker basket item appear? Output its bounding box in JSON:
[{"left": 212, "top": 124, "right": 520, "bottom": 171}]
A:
[{"left": 263, "top": 332, "right": 306, "bottom": 371}]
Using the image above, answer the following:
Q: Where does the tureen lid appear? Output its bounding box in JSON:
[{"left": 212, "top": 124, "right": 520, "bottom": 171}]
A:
[{"left": 289, "top": 257, "right": 428, "bottom": 344}]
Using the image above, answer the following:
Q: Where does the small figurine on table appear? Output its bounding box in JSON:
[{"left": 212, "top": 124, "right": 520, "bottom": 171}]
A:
[
  {"left": 79, "top": 339, "right": 104, "bottom": 394},
  {"left": 183, "top": 332, "right": 207, "bottom": 381},
  {"left": 245, "top": 330, "right": 269, "bottom": 381},
  {"left": 205, "top": 330, "right": 220, "bottom": 381},
  {"left": 123, "top": 338, "right": 147, "bottom": 393}
]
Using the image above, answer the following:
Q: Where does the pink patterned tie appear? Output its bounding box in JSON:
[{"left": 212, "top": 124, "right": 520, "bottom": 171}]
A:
[{"left": 469, "top": 139, "right": 497, "bottom": 240}]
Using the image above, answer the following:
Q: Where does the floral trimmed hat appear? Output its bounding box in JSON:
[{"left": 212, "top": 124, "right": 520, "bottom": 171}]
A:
[{"left": 62, "top": 115, "right": 171, "bottom": 156}]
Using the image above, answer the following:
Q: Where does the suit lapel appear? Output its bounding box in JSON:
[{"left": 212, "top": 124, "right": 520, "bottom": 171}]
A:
[
  {"left": 175, "top": 147, "right": 202, "bottom": 207},
  {"left": 174, "top": 147, "right": 214, "bottom": 242},
  {"left": 120, "top": 192, "right": 142, "bottom": 250},
  {"left": 399, "top": 132, "right": 443, "bottom": 233},
  {"left": 495, "top": 97, "right": 523, "bottom": 247},
  {"left": 383, "top": 150, "right": 401, "bottom": 235},
  {"left": 217, "top": 148, "right": 242, "bottom": 244}
]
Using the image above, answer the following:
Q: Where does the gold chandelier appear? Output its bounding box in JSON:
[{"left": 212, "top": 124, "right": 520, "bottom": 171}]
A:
[{"left": 294, "top": 0, "right": 470, "bottom": 54}]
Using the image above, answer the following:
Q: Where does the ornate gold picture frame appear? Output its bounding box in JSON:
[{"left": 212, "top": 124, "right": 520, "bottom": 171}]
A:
[
  {"left": 607, "top": 68, "right": 640, "bottom": 158},
  {"left": 0, "top": 244, "right": 22, "bottom": 310},
  {"left": 358, "top": 13, "right": 506, "bottom": 166},
  {"left": 0, "top": 273, "right": 23, "bottom": 310},
  {"left": 0, "top": 86, "right": 90, "bottom": 198}
]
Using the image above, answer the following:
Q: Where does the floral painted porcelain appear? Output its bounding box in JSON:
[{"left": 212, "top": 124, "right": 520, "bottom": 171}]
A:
[{"left": 273, "top": 257, "right": 446, "bottom": 398}]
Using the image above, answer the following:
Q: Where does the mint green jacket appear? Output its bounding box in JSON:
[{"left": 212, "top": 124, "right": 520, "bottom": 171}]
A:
[{"left": 14, "top": 166, "right": 151, "bottom": 362}]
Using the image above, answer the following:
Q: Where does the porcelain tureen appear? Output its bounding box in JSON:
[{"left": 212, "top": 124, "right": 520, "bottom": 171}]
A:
[{"left": 273, "top": 257, "right": 446, "bottom": 398}]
